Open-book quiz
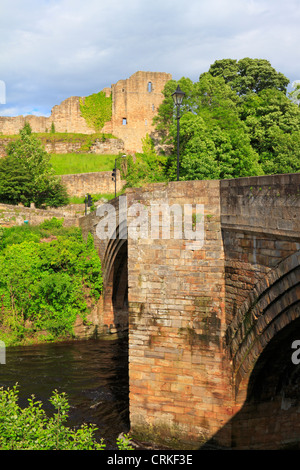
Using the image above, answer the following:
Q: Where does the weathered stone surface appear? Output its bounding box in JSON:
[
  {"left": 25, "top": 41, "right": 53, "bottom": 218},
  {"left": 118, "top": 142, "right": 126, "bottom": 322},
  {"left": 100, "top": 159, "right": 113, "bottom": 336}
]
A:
[{"left": 60, "top": 170, "right": 126, "bottom": 197}]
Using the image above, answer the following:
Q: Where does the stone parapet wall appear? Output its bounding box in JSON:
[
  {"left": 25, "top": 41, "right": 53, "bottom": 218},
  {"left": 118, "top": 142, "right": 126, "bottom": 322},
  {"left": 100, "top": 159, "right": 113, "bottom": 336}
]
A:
[
  {"left": 220, "top": 173, "right": 300, "bottom": 326},
  {"left": 0, "top": 202, "right": 83, "bottom": 228},
  {"left": 60, "top": 170, "right": 126, "bottom": 197}
]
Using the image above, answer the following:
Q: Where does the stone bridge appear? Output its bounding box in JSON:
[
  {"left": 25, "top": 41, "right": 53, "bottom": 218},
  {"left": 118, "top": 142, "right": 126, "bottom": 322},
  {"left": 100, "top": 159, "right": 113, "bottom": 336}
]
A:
[{"left": 79, "top": 173, "right": 300, "bottom": 450}]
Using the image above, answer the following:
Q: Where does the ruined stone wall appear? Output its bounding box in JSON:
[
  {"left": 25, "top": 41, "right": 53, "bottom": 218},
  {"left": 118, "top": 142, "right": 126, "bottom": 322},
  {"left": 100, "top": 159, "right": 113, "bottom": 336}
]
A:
[
  {"left": 0, "top": 114, "right": 50, "bottom": 135},
  {"left": 111, "top": 71, "right": 172, "bottom": 153},
  {"left": 0, "top": 96, "right": 94, "bottom": 135},
  {"left": 0, "top": 71, "right": 171, "bottom": 153},
  {"left": 49, "top": 96, "right": 94, "bottom": 133}
]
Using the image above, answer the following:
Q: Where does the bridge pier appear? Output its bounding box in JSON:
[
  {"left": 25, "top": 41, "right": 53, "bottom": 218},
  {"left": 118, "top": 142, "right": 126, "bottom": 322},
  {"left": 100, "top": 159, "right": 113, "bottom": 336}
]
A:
[{"left": 126, "top": 181, "right": 233, "bottom": 448}]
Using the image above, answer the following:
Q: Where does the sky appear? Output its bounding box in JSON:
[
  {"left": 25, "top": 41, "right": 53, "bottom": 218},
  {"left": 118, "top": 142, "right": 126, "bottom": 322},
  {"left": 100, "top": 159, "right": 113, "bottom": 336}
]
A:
[{"left": 1, "top": 0, "right": 300, "bottom": 117}]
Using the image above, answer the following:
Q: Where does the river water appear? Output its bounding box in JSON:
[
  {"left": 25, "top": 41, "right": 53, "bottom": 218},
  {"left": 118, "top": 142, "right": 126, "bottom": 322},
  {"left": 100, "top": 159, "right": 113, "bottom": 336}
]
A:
[{"left": 0, "top": 337, "right": 130, "bottom": 449}]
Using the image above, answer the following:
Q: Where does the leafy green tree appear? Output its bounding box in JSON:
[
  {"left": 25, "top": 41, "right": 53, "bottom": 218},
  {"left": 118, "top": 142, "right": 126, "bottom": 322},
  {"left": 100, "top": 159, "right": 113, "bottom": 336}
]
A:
[
  {"left": 207, "top": 57, "right": 290, "bottom": 95},
  {"left": 168, "top": 112, "right": 262, "bottom": 181},
  {"left": 122, "top": 134, "right": 167, "bottom": 188},
  {"left": 239, "top": 88, "right": 300, "bottom": 173},
  {"left": 0, "top": 156, "right": 32, "bottom": 205},
  {"left": 154, "top": 58, "right": 299, "bottom": 181},
  {"left": 2, "top": 123, "right": 69, "bottom": 207},
  {"left": 161, "top": 74, "right": 262, "bottom": 180},
  {"left": 153, "top": 77, "right": 196, "bottom": 147}
]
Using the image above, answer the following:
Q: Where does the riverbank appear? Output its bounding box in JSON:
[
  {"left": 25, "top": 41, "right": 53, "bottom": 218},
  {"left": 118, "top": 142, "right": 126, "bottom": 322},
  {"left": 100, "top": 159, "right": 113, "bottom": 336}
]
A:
[{"left": 0, "top": 220, "right": 104, "bottom": 348}]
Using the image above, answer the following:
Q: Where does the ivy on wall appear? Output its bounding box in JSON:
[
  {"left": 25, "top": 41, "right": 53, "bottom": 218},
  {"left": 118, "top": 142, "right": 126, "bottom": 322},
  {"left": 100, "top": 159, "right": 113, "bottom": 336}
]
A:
[{"left": 79, "top": 91, "right": 112, "bottom": 132}]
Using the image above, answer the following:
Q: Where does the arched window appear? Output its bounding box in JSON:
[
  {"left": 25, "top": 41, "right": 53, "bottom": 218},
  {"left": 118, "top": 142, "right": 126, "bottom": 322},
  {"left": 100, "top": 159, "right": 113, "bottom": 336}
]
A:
[
  {"left": 122, "top": 118, "right": 127, "bottom": 125},
  {"left": 147, "top": 82, "right": 152, "bottom": 92}
]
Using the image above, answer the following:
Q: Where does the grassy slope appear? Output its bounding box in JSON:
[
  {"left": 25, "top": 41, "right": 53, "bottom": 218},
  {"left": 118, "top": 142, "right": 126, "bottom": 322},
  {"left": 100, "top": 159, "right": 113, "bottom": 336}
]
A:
[{"left": 50, "top": 153, "right": 118, "bottom": 175}]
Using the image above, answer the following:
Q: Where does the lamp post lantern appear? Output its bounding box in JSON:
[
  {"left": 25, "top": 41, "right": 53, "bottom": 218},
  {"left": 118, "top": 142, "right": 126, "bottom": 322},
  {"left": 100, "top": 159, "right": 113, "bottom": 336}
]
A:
[{"left": 171, "top": 85, "right": 185, "bottom": 181}]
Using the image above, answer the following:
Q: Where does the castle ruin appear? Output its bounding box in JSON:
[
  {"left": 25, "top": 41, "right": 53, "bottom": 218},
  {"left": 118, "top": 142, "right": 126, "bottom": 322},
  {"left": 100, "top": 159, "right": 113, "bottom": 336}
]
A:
[{"left": 0, "top": 71, "right": 172, "bottom": 154}]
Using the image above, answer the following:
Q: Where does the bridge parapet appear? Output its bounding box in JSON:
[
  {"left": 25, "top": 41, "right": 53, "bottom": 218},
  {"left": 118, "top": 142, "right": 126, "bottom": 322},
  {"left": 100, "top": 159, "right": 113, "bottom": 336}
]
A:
[{"left": 221, "top": 173, "right": 300, "bottom": 325}]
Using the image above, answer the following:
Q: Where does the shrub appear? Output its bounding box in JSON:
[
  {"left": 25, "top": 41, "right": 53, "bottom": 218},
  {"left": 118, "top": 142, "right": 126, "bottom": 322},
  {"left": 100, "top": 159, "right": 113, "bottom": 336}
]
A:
[{"left": 0, "top": 384, "right": 133, "bottom": 450}]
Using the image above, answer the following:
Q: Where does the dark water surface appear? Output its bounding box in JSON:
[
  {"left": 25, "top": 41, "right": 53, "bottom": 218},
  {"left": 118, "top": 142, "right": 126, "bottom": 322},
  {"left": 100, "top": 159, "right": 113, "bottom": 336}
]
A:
[{"left": 0, "top": 337, "right": 130, "bottom": 449}]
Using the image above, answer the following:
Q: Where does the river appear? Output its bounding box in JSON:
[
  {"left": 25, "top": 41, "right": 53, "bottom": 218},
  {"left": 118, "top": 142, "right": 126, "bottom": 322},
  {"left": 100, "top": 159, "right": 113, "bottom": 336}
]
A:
[{"left": 0, "top": 336, "right": 130, "bottom": 449}]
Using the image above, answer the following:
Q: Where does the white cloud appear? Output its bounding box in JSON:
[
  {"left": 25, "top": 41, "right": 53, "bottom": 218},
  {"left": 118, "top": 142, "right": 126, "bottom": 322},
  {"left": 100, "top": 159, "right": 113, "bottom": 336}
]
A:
[{"left": 0, "top": 0, "right": 299, "bottom": 116}]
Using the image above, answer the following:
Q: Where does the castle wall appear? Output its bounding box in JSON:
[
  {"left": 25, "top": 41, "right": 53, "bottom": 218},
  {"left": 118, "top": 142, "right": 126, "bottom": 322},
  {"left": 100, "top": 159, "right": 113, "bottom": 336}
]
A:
[
  {"left": 0, "top": 71, "right": 172, "bottom": 154},
  {"left": 111, "top": 71, "right": 172, "bottom": 153}
]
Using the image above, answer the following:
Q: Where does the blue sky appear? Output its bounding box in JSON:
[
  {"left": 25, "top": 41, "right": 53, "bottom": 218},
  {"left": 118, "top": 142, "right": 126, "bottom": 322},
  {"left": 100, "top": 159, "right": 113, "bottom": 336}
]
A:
[{"left": 1, "top": 0, "right": 300, "bottom": 117}]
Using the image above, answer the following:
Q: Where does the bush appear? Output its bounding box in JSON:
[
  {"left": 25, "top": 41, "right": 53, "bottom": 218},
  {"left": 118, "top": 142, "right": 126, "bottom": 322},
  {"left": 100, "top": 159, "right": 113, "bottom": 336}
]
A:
[
  {"left": 0, "top": 384, "right": 133, "bottom": 450},
  {"left": 0, "top": 224, "right": 103, "bottom": 344}
]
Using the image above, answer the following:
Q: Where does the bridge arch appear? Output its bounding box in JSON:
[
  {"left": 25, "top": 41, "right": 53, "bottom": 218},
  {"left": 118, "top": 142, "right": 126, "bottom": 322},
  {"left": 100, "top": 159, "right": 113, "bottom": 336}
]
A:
[
  {"left": 226, "top": 250, "right": 300, "bottom": 403},
  {"left": 101, "top": 210, "right": 128, "bottom": 334}
]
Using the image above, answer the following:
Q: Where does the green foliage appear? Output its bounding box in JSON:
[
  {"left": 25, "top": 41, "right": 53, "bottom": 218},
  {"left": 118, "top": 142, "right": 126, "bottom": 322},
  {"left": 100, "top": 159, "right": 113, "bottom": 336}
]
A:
[
  {"left": 121, "top": 134, "right": 167, "bottom": 188},
  {"left": 238, "top": 88, "right": 300, "bottom": 173},
  {"left": 0, "top": 384, "right": 133, "bottom": 450},
  {"left": 0, "top": 222, "right": 103, "bottom": 344},
  {"left": 80, "top": 92, "right": 112, "bottom": 132},
  {"left": 153, "top": 77, "right": 196, "bottom": 146},
  {"left": 153, "top": 58, "right": 300, "bottom": 182},
  {"left": 0, "top": 155, "right": 33, "bottom": 205},
  {"left": 1, "top": 124, "right": 69, "bottom": 208},
  {"left": 39, "top": 217, "right": 64, "bottom": 229},
  {"left": 207, "top": 57, "right": 290, "bottom": 95},
  {"left": 68, "top": 192, "right": 122, "bottom": 205}
]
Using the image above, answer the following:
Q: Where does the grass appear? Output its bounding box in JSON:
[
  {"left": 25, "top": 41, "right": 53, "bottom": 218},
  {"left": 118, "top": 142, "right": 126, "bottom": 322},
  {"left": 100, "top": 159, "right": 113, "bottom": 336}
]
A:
[
  {"left": 68, "top": 192, "right": 123, "bottom": 204},
  {"left": 0, "top": 132, "right": 116, "bottom": 142},
  {"left": 50, "top": 153, "right": 118, "bottom": 175}
]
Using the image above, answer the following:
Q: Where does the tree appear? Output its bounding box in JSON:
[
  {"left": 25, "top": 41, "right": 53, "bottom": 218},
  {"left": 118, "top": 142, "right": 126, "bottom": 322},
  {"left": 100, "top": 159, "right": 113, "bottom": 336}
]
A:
[
  {"left": 0, "top": 156, "right": 32, "bottom": 205},
  {"left": 239, "top": 88, "right": 300, "bottom": 173},
  {"left": 153, "top": 77, "right": 196, "bottom": 148},
  {"left": 162, "top": 74, "right": 262, "bottom": 181},
  {"left": 121, "top": 134, "right": 167, "bottom": 188},
  {"left": 0, "top": 384, "right": 133, "bottom": 450},
  {"left": 2, "top": 123, "right": 69, "bottom": 207},
  {"left": 154, "top": 58, "right": 299, "bottom": 181},
  {"left": 207, "top": 58, "right": 290, "bottom": 96}
]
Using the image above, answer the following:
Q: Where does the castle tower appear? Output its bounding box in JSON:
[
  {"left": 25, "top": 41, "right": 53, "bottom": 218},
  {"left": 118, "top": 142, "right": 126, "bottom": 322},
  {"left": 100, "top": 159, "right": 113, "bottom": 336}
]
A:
[{"left": 111, "top": 71, "right": 172, "bottom": 153}]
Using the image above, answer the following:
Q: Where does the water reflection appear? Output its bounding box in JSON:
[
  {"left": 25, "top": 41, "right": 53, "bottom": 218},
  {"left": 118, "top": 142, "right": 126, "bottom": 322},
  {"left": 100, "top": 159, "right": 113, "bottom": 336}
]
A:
[{"left": 0, "top": 337, "right": 129, "bottom": 449}]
